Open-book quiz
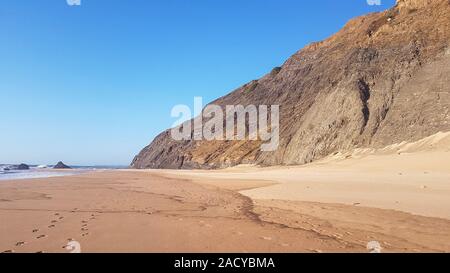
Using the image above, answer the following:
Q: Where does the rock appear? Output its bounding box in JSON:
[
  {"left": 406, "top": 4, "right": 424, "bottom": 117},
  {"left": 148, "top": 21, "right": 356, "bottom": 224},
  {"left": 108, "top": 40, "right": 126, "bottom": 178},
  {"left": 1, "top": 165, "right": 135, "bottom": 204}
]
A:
[
  {"left": 396, "top": 0, "right": 433, "bottom": 13},
  {"left": 17, "top": 164, "right": 30, "bottom": 170},
  {"left": 53, "top": 162, "right": 71, "bottom": 169},
  {"left": 2, "top": 164, "right": 29, "bottom": 171},
  {"left": 132, "top": 0, "right": 450, "bottom": 170}
]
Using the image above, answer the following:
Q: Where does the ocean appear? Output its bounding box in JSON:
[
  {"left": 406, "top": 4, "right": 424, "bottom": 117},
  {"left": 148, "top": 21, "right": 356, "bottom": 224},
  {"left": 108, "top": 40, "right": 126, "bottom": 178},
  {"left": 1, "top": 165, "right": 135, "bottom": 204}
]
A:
[{"left": 0, "top": 165, "right": 128, "bottom": 181}]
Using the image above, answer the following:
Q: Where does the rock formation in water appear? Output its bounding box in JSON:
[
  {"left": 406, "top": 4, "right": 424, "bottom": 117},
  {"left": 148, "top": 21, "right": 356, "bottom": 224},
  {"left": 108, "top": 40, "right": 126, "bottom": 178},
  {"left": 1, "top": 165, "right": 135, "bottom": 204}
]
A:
[
  {"left": 17, "top": 164, "right": 30, "bottom": 170},
  {"left": 53, "top": 161, "right": 71, "bottom": 169},
  {"left": 132, "top": 0, "right": 450, "bottom": 169}
]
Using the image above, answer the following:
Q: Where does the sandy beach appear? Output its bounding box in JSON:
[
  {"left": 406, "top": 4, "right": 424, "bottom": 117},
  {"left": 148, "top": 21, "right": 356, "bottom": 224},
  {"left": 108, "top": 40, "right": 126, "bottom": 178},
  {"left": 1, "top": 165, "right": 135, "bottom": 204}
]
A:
[{"left": 1, "top": 133, "right": 450, "bottom": 253}]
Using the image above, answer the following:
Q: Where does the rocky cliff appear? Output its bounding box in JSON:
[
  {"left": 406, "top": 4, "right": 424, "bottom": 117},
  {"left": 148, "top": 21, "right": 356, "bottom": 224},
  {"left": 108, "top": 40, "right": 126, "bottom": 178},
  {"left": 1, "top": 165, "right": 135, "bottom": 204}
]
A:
[{"left": 132, "top": 0, "right": 450, "bottom": 169}]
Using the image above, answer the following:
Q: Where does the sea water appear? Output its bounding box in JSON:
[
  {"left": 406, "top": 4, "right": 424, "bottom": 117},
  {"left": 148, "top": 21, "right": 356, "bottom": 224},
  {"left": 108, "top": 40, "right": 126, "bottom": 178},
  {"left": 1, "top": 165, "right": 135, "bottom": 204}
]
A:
[{"left": 0, "top": 166, "right": 127, "bottom": 181}]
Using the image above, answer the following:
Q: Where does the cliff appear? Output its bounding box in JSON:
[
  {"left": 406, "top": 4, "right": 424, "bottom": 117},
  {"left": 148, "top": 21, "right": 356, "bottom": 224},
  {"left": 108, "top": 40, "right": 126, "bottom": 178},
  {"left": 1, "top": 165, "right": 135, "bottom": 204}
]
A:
[{"left": 132, "top": 0, "right": 450, "bottom": 169}]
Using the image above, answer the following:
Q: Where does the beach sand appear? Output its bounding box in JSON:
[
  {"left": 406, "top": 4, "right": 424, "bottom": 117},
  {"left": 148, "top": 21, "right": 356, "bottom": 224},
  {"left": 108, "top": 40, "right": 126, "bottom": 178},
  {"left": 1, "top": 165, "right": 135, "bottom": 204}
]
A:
[{"left": 1, "top": 133, "right": 450, "bottom": 253}]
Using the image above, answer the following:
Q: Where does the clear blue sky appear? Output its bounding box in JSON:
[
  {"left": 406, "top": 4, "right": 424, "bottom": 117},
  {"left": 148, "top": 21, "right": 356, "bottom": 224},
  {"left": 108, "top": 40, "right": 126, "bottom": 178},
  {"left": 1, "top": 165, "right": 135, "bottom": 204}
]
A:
[{"left": 0, "top": 0, "right": 395, "bottom": 166}]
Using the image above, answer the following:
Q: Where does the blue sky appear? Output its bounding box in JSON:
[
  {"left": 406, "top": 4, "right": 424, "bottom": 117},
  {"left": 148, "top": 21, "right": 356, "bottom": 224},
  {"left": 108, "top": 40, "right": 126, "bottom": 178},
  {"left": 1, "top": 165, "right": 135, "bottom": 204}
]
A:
[{"left": 0, "top": 0, "right": 395, "bottom": 166}]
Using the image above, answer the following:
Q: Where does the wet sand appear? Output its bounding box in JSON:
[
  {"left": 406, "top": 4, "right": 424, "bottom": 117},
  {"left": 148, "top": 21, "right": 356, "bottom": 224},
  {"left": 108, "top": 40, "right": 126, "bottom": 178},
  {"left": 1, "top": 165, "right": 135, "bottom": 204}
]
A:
[{"left": 1, "top": 165, "right": 450, "bottom": 253}]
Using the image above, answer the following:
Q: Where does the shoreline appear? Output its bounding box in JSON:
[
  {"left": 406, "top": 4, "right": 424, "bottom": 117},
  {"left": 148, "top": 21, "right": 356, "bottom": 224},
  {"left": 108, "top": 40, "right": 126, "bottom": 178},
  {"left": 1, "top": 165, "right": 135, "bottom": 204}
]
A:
[{"left": 0, "top": 168, "right": 114, "bottom": 182}]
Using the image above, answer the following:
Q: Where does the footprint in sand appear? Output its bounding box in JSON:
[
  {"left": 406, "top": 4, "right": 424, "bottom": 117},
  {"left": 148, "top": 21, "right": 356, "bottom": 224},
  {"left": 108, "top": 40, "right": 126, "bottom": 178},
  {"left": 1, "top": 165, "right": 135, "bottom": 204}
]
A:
[
  {"left": 51, "top": 220, "right": 58, "bottom": 224},
  {"left": 59, "top": 216, "right": 64, "bottom": 220},
  {"left": 15, "top": 241, "right": 26, "bottom": 247},
  {"left": 37, "top": 235, "right": 47, "bottom": 239},
  {"left": 48, "top": 225, "right": 56, "bottom": 228},
  {"left": 2, "top": 250, "right": 14, "bottom": 253},
  {"left": 55, "top": 213, "right": 60, "bottom": 216},
  {"left": 32, "top": 229, "right": 39, "bottom": 233},
  {"left": 82, "top": 233, "right": 89, "bottom": 237}
]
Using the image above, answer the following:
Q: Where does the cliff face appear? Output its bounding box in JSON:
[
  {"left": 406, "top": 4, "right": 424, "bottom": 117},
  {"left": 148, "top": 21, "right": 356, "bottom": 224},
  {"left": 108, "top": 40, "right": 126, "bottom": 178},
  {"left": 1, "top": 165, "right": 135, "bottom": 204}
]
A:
[
  {"left": 132, "top": 0, "right": 450, "bottom": 169},
  {"left": 396, "top": 0, "right": 434, "bottom": 11}
]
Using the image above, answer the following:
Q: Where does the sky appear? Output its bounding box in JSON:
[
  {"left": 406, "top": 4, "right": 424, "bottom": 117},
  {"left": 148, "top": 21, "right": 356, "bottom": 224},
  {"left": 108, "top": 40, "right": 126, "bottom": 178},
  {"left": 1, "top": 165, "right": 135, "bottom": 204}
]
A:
[{"left": 0, "top": 0, "right": 395, "bottom": 166}]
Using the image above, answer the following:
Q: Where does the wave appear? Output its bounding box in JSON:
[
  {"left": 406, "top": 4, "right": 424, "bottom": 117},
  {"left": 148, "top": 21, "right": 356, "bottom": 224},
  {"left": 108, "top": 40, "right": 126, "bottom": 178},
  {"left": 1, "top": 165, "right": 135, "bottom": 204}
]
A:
[{"left": 0, "top": 170, "right": 89, "bottom": 181}]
